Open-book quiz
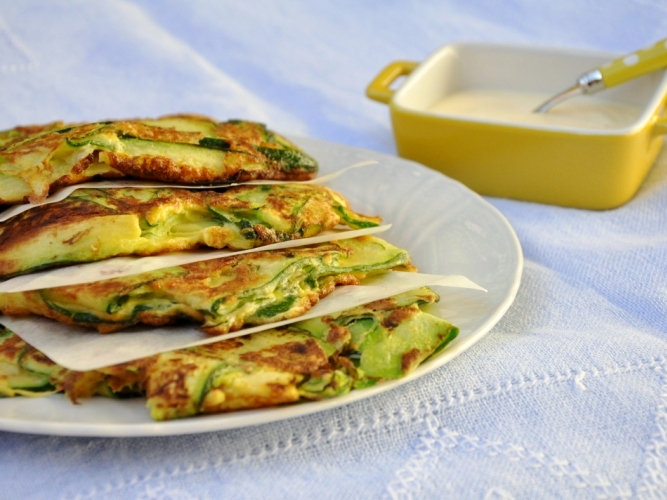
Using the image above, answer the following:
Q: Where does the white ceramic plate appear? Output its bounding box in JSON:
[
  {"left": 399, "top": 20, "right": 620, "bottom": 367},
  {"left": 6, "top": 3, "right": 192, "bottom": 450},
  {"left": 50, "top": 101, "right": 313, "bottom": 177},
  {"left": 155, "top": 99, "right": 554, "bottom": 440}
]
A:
[{"left": 0, "top": 137, "right": 523, "bottom": 437}]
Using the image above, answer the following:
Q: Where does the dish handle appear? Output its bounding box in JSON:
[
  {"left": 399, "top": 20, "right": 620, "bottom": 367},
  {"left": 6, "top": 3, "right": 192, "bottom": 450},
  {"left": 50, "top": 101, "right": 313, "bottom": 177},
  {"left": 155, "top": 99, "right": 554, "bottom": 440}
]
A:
[
  {"left": 653, "top": 116, "right": 667, "bottom": 136},
  {"left": 366, "top": 61, "right": 418, "bottom": 104}
]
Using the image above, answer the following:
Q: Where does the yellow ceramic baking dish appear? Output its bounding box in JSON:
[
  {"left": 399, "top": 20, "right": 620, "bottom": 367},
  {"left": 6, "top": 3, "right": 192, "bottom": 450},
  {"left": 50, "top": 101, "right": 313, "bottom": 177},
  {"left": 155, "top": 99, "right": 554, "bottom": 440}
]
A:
[{"left": 367, "top": 42, "right": 667, "bottom": 209}]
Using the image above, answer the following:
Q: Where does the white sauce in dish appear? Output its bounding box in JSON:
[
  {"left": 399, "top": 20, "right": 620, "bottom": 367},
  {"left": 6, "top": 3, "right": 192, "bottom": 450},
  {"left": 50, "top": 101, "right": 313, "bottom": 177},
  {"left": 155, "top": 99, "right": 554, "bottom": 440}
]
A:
[{"left": 428, "top": 89, "right": 643, "bottom": 130}]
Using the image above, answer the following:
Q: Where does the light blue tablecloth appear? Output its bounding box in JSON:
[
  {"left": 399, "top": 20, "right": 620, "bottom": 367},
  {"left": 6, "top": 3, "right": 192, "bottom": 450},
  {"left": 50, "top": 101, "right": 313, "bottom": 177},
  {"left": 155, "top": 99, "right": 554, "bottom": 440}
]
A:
[{"left": 1, "top": 1, "right": 667, "bottom": 498}]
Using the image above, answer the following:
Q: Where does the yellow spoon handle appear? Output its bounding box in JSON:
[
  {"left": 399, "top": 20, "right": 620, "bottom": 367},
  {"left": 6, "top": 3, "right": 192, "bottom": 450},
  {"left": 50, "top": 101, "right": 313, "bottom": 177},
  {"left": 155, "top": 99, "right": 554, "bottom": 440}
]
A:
[
  {"left": 600, "top": 38, "right": 667, "bottom": 88},
  {"left": 535, "top": 38, "right": 667, "bottom": 113}
]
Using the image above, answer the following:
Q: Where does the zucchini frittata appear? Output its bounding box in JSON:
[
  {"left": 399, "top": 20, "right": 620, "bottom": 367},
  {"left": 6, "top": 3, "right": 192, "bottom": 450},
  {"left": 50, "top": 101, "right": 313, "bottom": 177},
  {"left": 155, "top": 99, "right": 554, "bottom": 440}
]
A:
[
  {"left": 0, "top": 115, "right": 318, "bottom": 204},
  {"left": 0, "top": 288, "right": 458, "bottom": 421},
  {"left": 0, "top": 184, "right": 381, "bottom": 279},
  {"left": 0, "top": 236, "right": 415, "bottom": 334}
]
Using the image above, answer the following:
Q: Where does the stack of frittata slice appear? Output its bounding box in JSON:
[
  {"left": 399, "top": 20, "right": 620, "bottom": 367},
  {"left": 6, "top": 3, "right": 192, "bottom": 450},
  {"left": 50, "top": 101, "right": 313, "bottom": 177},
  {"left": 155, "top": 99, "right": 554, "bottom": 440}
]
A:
[{"left": 0, "top": 115, "right": 458, "bottom": 421}]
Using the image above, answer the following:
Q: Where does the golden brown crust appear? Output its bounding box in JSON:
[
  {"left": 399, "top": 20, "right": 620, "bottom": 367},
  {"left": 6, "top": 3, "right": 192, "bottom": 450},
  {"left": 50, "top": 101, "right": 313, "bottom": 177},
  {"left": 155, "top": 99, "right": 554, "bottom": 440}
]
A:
[
  {"left": 99, "top": 150, "right": 313, "bottom": 185},
  {"left": 57, "top": 370, "right": 107, "bottom": 404},
  {"left": 0, "top": 184, "right": 380, "bottom": 279},
  {"left": 0, "top": 331, "right": 25, "bottom": 361},
  {"left": 382, "top": 306, "right": 418, "bottom": 329},
  {"left": 400, "top": 348, "right": 422, "bottom": 373},
  {"left": 239, "top": 339, "right": 330, "bottom": 374},
  {"left": 0, "top": 116, "right": 318, "bottom": 205},
  {"left": 0, "top": 199, "right": 111, "bottom": 252},
  {"left": 0, "top": 237, "right": 411, "bottom": 336},
  {"left": 145, "top": 359, "right": 200, "bottom": 409},
  {"left": 0, "top": 286, "right": 456, "bottom": 420},
  {"left": 0, "top": 122, "right": 66, "bottom": 149},
  {"left": 115, "top": 121, "right": 205, "bottom": 144}
]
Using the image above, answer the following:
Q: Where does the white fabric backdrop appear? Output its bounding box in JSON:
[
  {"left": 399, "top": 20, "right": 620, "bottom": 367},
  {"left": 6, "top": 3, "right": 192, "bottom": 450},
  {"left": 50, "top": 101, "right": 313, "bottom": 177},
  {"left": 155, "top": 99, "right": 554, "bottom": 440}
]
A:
[{"left": 1, "top": 1, "right": 666, "bottom": 498}]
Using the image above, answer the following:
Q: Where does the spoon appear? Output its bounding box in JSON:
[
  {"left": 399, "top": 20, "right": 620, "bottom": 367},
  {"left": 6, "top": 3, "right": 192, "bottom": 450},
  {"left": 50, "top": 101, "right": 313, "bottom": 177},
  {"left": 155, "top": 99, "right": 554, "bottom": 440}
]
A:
[{"left": 534, "top": 38, "right": 667, "bottom": 113}]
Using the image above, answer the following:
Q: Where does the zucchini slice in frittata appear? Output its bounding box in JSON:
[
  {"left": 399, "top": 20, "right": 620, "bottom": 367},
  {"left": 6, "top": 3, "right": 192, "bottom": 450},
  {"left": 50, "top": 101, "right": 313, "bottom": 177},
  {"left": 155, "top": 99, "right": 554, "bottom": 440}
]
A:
[
  {"left": 0, "top": 184, "right": 381, "bottom": 279},
  {"left": 0, "top": 236, "right": 415, "bottom": 334},
  {"left": 0, "top": 115, "right": 318, "bottom": 205},
  {"left": 0, "top": 288, "right": 458, "bottom": 421},
  {"left": 0, "top": 326, "right": 58, "bottom": 396}
]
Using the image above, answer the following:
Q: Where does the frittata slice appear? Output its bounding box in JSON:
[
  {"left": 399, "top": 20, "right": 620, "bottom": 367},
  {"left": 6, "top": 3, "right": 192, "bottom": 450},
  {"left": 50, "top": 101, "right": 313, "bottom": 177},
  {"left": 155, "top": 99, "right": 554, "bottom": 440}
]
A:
[
  {"left": 0, "top": 236, "right": 415, "bottom": 334},
  {"left": 0, "top": 115, "right": 318, "bottom": 205},
  {"left": 0, "top": 184, "right": 381, "bottom": 279},
  {"left": 0, "top": 288, "right": 459, "bottom": 421}
]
